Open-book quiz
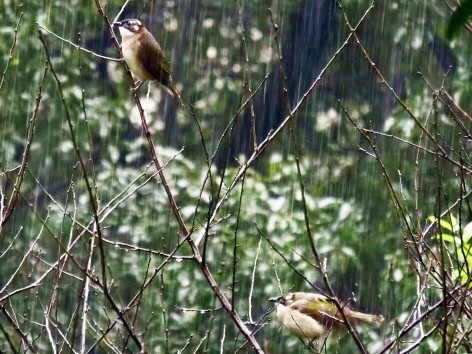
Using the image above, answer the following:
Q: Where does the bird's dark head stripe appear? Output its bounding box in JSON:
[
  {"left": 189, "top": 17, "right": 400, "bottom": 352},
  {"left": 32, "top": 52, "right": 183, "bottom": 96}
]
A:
[
  {"left": 114, "top": 19, "right": 142, "bottom": 33},
  {"left": 269, "top": 295, "right": 285, "bottom": 304}
]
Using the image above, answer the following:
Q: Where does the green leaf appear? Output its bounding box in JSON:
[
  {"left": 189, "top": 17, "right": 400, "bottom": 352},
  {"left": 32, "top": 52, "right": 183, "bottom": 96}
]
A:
[
  {"left": 456, "top": 269, "right": 468, "bottom": 283},
  {"left": 434, "top": 233, "right": 460, "bottom": 244},
  {"left": 446, "top": 0, "right": 472, "bottom": 39},
  {"left": 463, "top": 221, "right": 472, "bottom": 243},
  {"left": 428, "top": 215, "right": 454, "bottom": 232},
  {"left": 466, "top": 251, "right": 472, "bottom": 264}
]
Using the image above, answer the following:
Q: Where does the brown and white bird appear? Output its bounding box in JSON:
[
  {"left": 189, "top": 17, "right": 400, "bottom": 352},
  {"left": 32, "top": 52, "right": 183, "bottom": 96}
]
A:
[
  {"left": 270, "top": 292, "right": 384, "bottom": 340},
  {"left": 114, "top": 19, "right": 184, "bottom": 105}
]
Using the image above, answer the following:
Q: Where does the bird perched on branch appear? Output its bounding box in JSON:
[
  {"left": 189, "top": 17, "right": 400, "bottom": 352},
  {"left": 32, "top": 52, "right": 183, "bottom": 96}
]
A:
[
  {"left": 114, "top": 19, "right": 184, "bottom": 106},
  {"left": 269, "top": 292, "right": 384, "bottom": 340}
]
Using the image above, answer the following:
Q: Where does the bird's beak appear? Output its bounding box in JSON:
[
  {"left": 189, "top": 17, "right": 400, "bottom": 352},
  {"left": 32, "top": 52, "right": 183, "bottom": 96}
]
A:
[
  {"left": 113, "top": 21, "right": 123, "bottom": 27},
  {"left": 269, "top": 296, "right": 284, "bottom": 304}
]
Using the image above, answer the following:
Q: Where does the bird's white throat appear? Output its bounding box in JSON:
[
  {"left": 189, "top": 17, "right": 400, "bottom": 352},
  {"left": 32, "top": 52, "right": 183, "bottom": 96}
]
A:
[{"left": 118, "top": 26, "right": 134, "bottom": 38}]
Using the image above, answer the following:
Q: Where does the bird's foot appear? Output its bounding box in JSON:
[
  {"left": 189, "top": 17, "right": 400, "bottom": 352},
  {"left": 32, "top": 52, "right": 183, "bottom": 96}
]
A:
[{"left": 130, "top": 81, "right": 144, "bottom": 94}]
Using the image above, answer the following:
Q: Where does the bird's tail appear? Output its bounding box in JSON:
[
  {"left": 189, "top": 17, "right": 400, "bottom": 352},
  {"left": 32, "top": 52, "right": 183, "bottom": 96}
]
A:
[
  {"left": 170, "top": 85, "right": 185, "bottom": 108},
  {"left": 349, "top": 310, "right": 385, "bottom": 325}
]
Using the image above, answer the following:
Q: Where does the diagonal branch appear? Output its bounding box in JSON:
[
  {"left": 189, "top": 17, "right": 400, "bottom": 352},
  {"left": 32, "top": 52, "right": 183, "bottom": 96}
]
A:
[
  {"left": 1, "top": 62, "right": 48, "bottom": 232},
  {"left": 91, "top": 1, "right": 264, "bottom": 351}
]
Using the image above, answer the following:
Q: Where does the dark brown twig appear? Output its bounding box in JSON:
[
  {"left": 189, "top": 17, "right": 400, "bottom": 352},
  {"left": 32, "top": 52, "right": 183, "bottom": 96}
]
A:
[
  {"left": 0, "top": 13, "right": 23, "bottom": 92},
  {"left": 91, "top": 1, "right": 265, "bottom": 351},
  {"left": 269, "top": 6, "right": 369, "bottom": 353},
  {"left": 0, "top": 303, "right": 37, "bottom": 353},
  {"left": 1, "top": 63, "right": 47, "bottom": 231}
]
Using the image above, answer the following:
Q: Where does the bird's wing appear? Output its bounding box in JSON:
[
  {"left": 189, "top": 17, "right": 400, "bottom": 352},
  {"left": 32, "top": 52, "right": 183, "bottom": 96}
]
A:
[
  {"left": 137, "top": 33, "right": 172, "bottom": 87},
  {"left": 292, "top": 298, "right": 345, "bottom": 329}
]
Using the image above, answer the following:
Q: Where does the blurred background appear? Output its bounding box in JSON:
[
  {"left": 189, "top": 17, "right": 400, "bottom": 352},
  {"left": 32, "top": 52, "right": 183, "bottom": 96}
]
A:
[{"left": 0, "top": 0, "right": 471, "bottom": 352}]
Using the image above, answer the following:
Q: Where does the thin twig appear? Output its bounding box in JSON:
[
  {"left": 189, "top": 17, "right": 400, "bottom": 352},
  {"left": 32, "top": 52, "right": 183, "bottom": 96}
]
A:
[
  {"left": 91, "top": 1, "right": 265, "bottom": 350},
  {"left": 0, "top": 13, "right": 23, "bottom": 92},
  {"left": 248, "top": 237, "right": 263, "bottom": 324},
  {"left": 204, "top": 6, "right": 370, "bottom": 241},
  {"left": 0, "top": 303, "right": 37, "bottom": 353},
  {"left": 38, "top": 25, "right": 123, "bottom": 62},
  {"left": 1, "top": 63, "right": 48, "bottom": 230},
  {"left": 39, "top": 26, "right": 146, "bottom": 352}
]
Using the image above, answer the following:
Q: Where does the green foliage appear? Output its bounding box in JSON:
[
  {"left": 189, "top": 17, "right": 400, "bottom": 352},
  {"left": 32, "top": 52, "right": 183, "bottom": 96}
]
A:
[
  {"left": 429, "top": 215, "right": 472, "bottom": 286},
  {"left": 1, "top": 0, "right": 472, "bottom": 352},
  {"left": 446, "top": 0, "right": 472, "bottom": 39}
]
